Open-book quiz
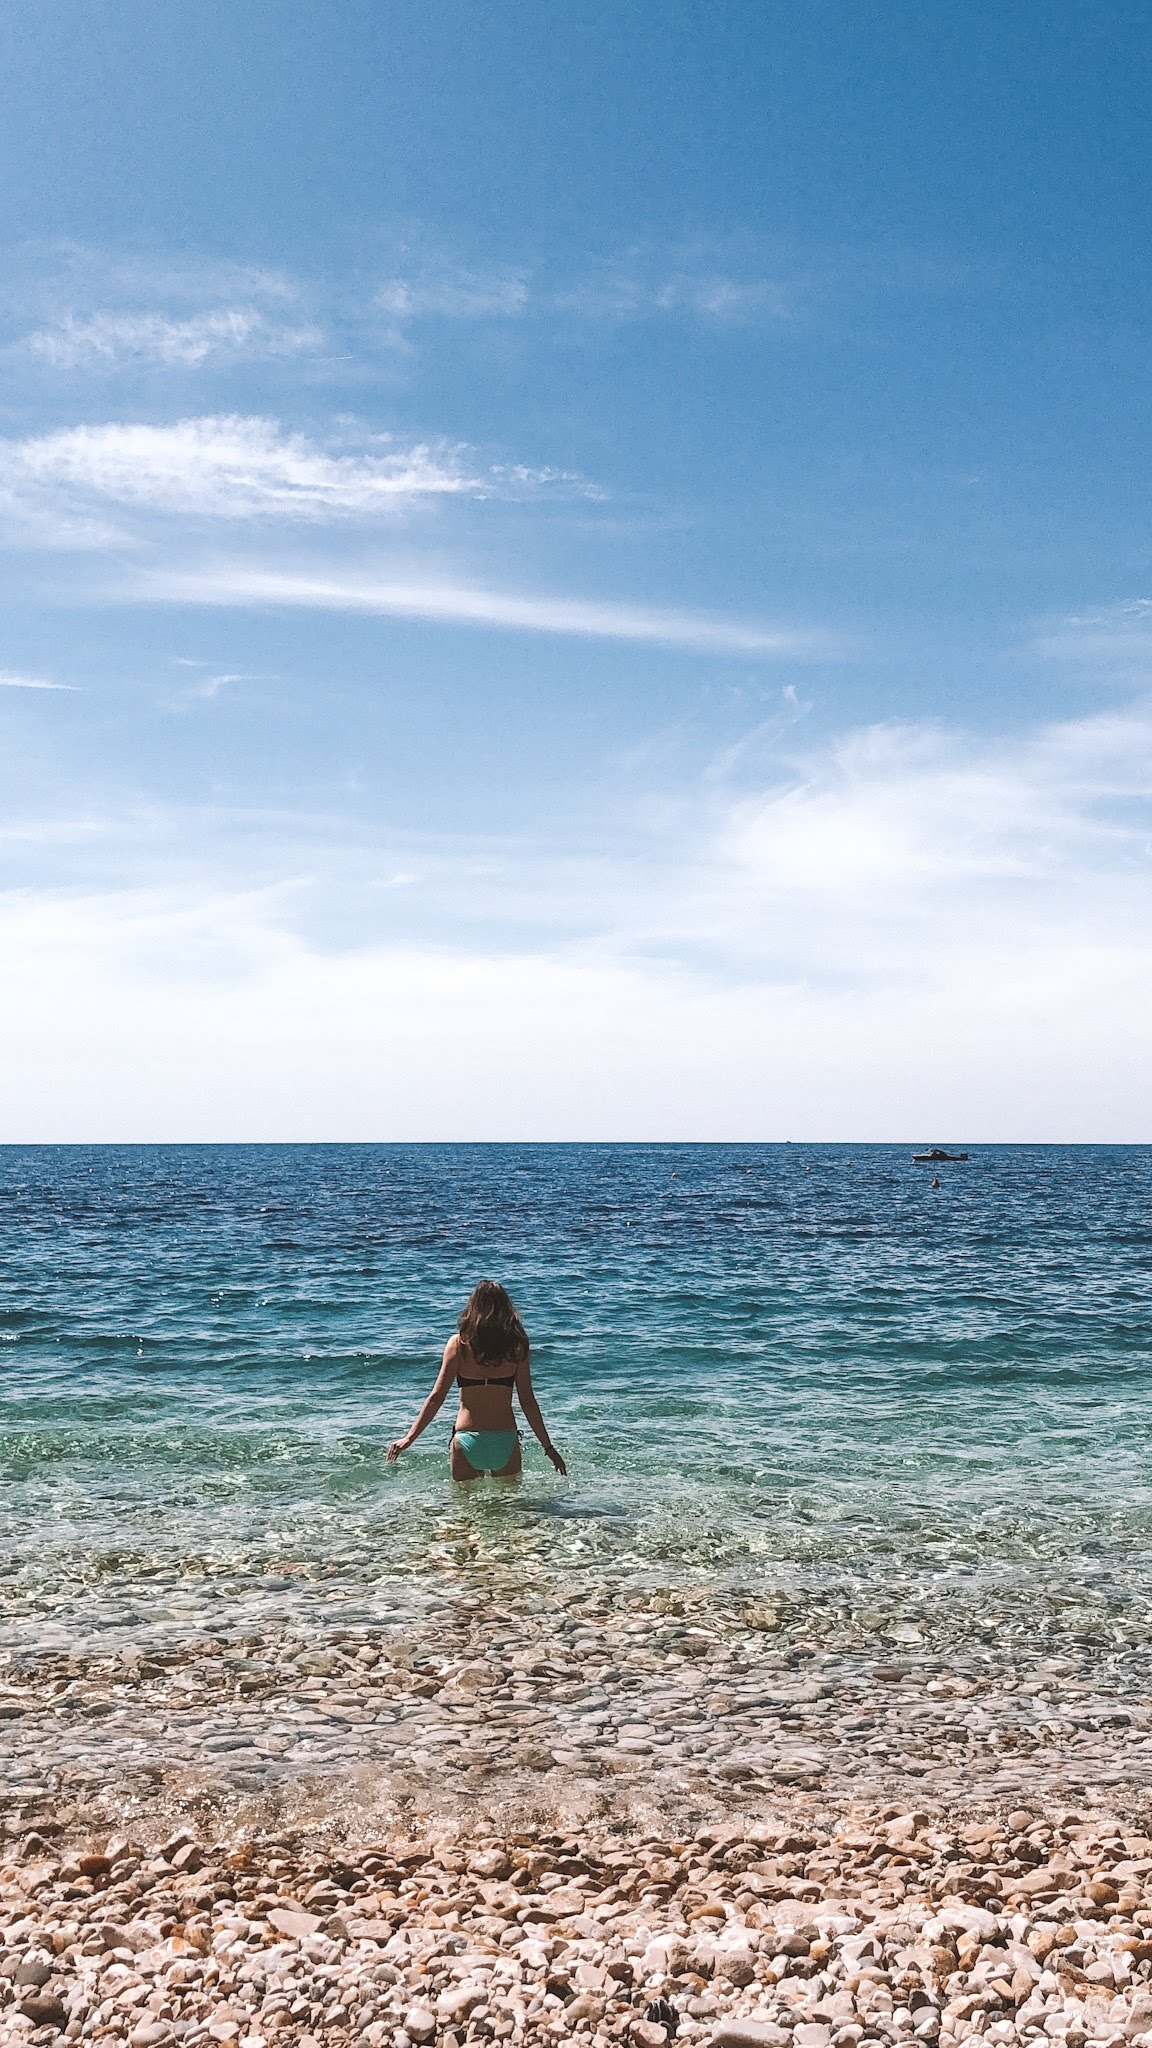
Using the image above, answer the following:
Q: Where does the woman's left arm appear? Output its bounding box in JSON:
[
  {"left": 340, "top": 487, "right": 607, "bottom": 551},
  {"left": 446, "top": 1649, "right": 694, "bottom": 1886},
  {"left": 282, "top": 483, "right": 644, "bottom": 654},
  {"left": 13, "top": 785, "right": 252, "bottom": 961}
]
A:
[
  {"left": 516, "top": 1360, "right": 566, "bottom": 1474},
  {"left": 388, "top": 1345, "right": 456, "bottom": 1461}
]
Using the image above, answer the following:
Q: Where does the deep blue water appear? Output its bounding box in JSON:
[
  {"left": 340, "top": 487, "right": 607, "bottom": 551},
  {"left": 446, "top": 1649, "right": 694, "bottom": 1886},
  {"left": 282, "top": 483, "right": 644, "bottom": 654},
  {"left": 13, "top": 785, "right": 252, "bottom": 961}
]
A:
[{"left": 0, "top": 1143, "right": 1150, "bottom": 1666}]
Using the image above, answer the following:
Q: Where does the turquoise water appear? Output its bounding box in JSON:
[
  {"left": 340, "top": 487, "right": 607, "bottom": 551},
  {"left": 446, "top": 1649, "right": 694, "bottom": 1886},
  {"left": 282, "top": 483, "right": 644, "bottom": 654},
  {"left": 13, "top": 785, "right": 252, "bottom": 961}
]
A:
[{"left": 1, "top": 1143, "right": 1150, "bottom": 1674}]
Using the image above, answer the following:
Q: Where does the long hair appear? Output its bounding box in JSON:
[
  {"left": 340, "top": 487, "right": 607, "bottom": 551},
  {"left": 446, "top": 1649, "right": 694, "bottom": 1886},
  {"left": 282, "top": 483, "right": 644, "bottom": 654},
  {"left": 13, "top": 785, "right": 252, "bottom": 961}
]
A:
[{"left": 458, "top": 1280, "right": 529, "bottom": 1369}]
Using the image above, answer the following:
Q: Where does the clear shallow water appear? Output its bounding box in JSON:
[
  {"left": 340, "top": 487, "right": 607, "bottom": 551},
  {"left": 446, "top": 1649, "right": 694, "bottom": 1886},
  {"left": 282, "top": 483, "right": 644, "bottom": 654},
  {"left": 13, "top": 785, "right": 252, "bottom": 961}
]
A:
[{"left": 1, "top": 1143, "right": 1150, "bottom": 1674}]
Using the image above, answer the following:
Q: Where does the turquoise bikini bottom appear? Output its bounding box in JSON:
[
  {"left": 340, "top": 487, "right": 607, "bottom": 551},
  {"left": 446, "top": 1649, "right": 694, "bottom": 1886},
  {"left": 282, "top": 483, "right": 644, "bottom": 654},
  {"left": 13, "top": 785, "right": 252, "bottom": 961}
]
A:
[{"left": 453, "top": 1429, "right": 519, "bottom": 1473}]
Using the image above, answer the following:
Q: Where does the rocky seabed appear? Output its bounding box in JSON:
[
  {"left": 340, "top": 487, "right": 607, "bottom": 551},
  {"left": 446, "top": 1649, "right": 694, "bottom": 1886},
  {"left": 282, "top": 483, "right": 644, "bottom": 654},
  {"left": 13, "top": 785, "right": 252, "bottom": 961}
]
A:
[{"left": 1, "top": 1586, "right": 1149, "bottom": 1823}]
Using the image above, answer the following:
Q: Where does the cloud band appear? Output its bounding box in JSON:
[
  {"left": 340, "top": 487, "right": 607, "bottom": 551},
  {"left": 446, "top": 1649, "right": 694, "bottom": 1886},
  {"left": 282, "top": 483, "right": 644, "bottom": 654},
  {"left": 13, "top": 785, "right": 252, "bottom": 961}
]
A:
[{"left": 145, "top": 564, "right": 821, "bottom": 656}]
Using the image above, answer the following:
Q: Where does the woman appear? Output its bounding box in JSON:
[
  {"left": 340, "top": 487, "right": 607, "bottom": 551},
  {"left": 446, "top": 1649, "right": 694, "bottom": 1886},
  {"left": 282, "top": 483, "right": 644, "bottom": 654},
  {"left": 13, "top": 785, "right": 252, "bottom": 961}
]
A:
[{"left": 387, "top": 1281, "right": 567, "bottom": 1481}]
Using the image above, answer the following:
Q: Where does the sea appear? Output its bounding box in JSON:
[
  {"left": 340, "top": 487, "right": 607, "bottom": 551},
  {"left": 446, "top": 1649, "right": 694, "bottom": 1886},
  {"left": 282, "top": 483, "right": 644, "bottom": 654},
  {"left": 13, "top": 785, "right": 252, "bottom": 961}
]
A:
[{"left": 1, "top": 1142, "right": 1150, "bottom": 1688}]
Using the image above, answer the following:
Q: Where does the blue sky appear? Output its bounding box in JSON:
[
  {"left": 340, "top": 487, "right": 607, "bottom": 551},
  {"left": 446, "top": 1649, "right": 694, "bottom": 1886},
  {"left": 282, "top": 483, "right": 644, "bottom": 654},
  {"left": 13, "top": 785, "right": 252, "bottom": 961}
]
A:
[{"left": 2, "top": 0, "right": 1151, "bottom": 1138}]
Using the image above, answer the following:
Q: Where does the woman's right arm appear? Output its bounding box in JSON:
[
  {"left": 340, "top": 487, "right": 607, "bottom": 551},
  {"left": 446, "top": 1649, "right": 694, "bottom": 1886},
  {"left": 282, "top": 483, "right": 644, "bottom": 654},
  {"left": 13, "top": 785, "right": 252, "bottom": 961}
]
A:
[
  {"left": 388, "top": 1339, "right": 457, "bottom": 1461},
  {"left": 516, "top": 1359, "right": 566, "bottom": 1474}
]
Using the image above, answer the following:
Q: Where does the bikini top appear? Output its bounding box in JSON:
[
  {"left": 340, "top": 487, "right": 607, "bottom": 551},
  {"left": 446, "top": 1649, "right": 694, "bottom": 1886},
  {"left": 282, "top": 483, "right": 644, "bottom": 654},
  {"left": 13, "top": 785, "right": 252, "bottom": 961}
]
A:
[{"left": 457, "top": 1370, "right": 517, "bottom": 1388}]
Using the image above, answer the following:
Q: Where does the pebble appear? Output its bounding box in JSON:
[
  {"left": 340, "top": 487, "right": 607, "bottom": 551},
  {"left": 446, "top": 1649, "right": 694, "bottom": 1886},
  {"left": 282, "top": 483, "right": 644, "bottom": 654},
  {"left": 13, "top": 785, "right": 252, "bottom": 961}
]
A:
[
  {"left": 713, "top": 2026, "right": 791, "bottom": 2047},
  {"left": 268, "top": 1906, "right": 322, "bottom": 1937}
]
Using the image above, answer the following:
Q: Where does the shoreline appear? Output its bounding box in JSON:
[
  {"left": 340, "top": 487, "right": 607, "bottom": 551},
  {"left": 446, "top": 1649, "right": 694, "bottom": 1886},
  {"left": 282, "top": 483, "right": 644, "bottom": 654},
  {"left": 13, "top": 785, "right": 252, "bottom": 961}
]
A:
[{"left": 3, "top": 1580, "right": 1150, "bottom": 1835}]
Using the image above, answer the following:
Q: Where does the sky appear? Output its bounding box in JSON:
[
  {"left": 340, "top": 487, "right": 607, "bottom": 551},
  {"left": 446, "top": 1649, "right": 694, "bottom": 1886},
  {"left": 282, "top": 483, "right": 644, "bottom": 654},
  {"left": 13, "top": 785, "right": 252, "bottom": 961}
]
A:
[{"left": 2, "top": 0, "right": 1151, "bottom": 1140}]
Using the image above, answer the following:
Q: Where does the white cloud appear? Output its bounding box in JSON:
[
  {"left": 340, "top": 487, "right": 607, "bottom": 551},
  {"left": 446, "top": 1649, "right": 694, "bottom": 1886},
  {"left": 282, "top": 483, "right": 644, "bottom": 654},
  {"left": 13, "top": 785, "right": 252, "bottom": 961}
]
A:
[
  {"left": 1, "top": 703, "right": 1151, "bottom": 1139},
  {"left": 185, "top": 671, "right": 255, "bottom": 701},
  {"left": 377, "top": 267, "right": 531, "bottom": 322},
  {"left": 1034, "top": 598, "right": 1152, "bottom": 679},
  {"left": 0, "top": 417, "right": 590, "bottom": 542},
  {"left": 378, "top": 264, "right": 795, "bottom": 328},
  {"left": 0, "top": 670, "right": 77, "bottom": 690},
  {"left": 0, "top": 415, "right": 484, "bottom": 524},
  {"left": 553, "top": 264, "right": 797, "bottom": 324},
  {"left": 0, "top": 871, "right": 1148, "bottom": 1142},
  {"left": 145, "top": 562, "right": 821, "bottom": 656},
  {"left": 36, "top": 247, "right": 294, "bottom": 296},
  {"left": 629, "top": 708, "right": 1152, "bottom": 986},
  {"left": 724, "top": 716, "right": 1140, "bottom": 894},
  {"left": 24, "top": 308, "right": 323, "bottom": 368},
  {"left": 371, "top": 240, "right": 799, "bottom": 332},
  {"left": 0, "top": 245, "right": 303, "bottom": 326}
]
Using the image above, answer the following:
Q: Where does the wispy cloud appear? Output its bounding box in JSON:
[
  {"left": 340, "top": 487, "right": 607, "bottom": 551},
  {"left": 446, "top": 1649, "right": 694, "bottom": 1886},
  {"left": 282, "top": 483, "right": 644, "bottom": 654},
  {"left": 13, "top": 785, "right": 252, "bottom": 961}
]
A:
[
  {"left": 188, "top": 671, "right": 255, "bottom": 702},
  {"left": 552, "top": 259, "right": 797, "bottom": 324},
  {"left": 0, "top": 416, "right": 593, "bottom": 542},
  {"left": 0, "top": 670, "right": 77, "bottom": 691},
  {"left": 1, "top": 246, "right": 322, "bottom": 383},
  {"left": 377, "top": 267, "right": 531, "bottom": 323},
  {"left": 1, "top": 702, "right": 1150, "bottom": 1137},
  {"left": 0, "top": 245, "right": 303, "bottom": 323},
  {"left": 1033, "top": 598, "right": 1152, "bottom": 680},
  {"left": 160, "top": 655, "right": 260, "bottom": 701},
  {"left": 0, "top": 415, "right": 487, "bottom": 526},
  {"left": 145, "top": 562, "right": 822, "bottom": 656},
  {"left": 10, "top": 239, "right": 795, "bottom": 363},
  {"left": 23, "top": 308, "right": 323, "bottom": 369},
  {"left": 700, "top": 710, "right": 1152, "bottom": 976},
  {"left": 372, "top": 238, "right": 802, "bottom": 334}
]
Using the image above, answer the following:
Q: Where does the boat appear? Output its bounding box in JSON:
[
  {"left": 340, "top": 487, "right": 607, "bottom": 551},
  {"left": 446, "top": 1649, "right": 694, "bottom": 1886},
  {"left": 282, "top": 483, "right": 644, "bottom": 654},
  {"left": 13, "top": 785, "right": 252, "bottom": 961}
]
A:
[{"left": 912, "top": 1147, "right": 969, "bottom": 1162}]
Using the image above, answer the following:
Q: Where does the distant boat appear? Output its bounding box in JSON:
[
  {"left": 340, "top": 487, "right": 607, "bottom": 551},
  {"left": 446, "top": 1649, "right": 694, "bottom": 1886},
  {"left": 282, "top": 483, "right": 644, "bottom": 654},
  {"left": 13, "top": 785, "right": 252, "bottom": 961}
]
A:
[{"left": 912, "top": 1146, "right": 970, "bottom": 1162}]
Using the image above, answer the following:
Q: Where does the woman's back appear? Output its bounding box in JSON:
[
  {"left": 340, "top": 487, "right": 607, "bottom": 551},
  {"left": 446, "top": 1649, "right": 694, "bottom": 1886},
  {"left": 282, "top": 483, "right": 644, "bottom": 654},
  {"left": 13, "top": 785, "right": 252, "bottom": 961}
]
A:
[{"left": 450, "top": 1331, "right": 519, "bottom": 1430}]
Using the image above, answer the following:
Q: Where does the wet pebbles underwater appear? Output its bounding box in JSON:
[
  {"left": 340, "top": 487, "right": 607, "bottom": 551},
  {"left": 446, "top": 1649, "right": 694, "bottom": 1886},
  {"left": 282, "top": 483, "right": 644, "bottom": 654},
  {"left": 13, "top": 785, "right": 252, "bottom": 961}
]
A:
[{"left": 2, "top": 1579, "right": 1152, "bottom": 1829}]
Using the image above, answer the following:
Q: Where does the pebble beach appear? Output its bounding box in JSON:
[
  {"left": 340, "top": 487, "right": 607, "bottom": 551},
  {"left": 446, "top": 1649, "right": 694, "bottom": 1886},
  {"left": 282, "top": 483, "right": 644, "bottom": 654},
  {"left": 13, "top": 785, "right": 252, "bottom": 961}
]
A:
[
  {"left": 4, "top": 1755, "right": 1152, "bottom": 2048},
  {"left": 4, "top": 1579, "right": 1152, "bottom": 2047}
]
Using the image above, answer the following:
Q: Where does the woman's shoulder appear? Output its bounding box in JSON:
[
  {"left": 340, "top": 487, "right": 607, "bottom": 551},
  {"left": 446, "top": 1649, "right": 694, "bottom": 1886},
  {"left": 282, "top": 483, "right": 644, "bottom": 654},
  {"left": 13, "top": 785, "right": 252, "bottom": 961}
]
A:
[{"left": 443, "top": 1332, "right": 463, "bottom": 1365}]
